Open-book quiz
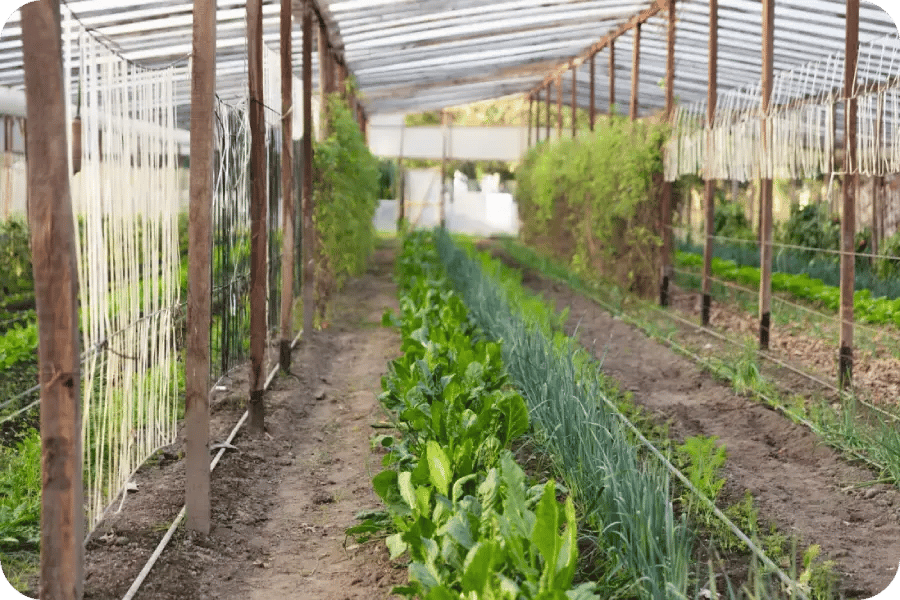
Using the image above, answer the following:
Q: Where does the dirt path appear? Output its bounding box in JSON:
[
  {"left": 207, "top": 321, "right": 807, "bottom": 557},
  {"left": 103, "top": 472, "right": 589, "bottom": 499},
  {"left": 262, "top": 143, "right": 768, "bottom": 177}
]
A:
[
  {"left": 504, "top": 257, "right": 900, "bottom": 598},
  {"left": 81, "top": 245, "right": 403, "bottom": 599}
]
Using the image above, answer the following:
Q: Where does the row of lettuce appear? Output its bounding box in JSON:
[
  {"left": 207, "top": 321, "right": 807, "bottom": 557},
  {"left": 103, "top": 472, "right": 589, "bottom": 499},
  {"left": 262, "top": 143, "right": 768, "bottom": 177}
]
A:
[
  {"left": 676, "top": 252, "right": 900, "bottom": 327},
  {"left": 362, "top": 229, "right": 694, "bottom": 599}
]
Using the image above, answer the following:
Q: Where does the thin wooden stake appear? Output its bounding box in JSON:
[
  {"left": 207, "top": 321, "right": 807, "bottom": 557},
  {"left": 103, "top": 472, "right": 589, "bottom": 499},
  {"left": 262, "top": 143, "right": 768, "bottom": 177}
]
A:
[
  {"left": 545, "top": 83, "right": 551, "bottom": 140},
  {"left": 317, "top": 19, "right": 328, "bottom": 141},
  {"left": 659, "top": 0, "right": 676, "bottom": 307},
  {"left": 247, "top": 0, "right": 267, "bottom": 433},
  {"left": 302, "top": 0, "right": 315, "bottom": 336},
  {"left": 184, "top": 0, "right": 215, "bottom": 534},
  {"left": 527, "top": 95, "right": 533, "bottom": 147},
  {"left": 279, "top": 0, "right": 295, "bottom": 372},
  {"left": 440, "top": 109, "right": 447, "bottom": 228},
  {"left": 702, "top": 0, "right": 718, "bottom": 326},
  {"left": 22, "top": 1, "right": 84, "bottom": 594},
  {"left": 556, "top": 73, "right": 562, "bottom": 138},
  {"left": 759, "top": 0, "right": 774, "bottom": 350},
  {"left": 589, "top": 54, "right": 595, "bottom": 130},
  {"left": 609, "top": 40, "right": 616, "bottom": 114},
  {"left": 571, "top": 65, "right": 577, "bottom": 137},
  {"left": 839, "top": 0, "right": 859, "bottom": 387},
  {"left": 630, "top": 24, "right": 640, "bottom": 121}
]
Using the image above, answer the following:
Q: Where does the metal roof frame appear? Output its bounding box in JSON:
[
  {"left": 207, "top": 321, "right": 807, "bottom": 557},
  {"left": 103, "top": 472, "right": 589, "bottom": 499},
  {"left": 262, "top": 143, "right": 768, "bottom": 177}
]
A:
[{"left": 0, "top": 0, "right": 896, "bottom": 123}]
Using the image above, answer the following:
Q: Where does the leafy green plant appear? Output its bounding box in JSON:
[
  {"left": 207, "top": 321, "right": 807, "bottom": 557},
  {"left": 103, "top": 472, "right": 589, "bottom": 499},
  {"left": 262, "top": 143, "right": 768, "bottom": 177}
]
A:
[
  {"left": 0, "top": 322, "right": 37, "bottom": 370},
  {"left": 516, "top": 118, "right": 668, "bottom": 296},
  {"left": 0, "top": 218, "right": 33, "bottom": 299},
  {"left": 675, "top": 435, "right": 727, "bottom": 525},
  {"left": 0, "top": 429, "right": 41, "bottom": 549},
  {"left": 714, "top": 198, "right": 754, "bottom": 241},
  {"left": 778, "top": 202, "right": 840, "bottom": 256}
]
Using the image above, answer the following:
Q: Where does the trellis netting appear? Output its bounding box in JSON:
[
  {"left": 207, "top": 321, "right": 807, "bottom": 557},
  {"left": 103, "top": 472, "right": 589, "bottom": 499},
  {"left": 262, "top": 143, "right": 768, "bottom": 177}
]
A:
[
  {"left": 63, "top": 16, "right": 183, "bottom": 529},
  {"left": 665, "top": 33, "right": 900, "bottom": 182}
]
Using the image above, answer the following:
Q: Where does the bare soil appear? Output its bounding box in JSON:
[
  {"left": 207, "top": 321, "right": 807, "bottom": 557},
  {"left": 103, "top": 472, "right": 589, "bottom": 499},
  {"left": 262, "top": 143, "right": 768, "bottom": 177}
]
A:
[
  {"left": 493, "top": 247, "right": 900, "bottom": 599},
  {"left": 72, "top": 244, "right": 404, "bottom": 600}
]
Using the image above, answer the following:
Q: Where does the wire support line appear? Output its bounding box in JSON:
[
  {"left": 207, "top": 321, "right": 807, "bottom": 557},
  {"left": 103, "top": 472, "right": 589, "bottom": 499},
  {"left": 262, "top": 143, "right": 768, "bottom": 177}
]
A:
[
  {"left": 672, "top": 267, "right": 900, "bottom": 346},
  {"left": 676, "top": 230, "right": 900, "bottom": 264},
  {"left": 61, "top": 0, "right": 192, "bottom": 72},
  {"left": 0, "top": 383, "right": 40, "bottom": 412},
  {"left": 658, "top": 306, "right": 900, "bottom": 426},
  {"left": 595, "top": 393, "right": 809, "bottom": 600},
  {"left": 119, "top": 327, "right": 304, "bottom": 600}
]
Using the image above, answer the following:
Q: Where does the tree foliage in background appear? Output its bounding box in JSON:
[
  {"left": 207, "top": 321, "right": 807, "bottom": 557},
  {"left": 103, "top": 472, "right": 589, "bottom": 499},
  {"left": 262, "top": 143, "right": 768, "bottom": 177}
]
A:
[
  {"left": 515, "top": 118, "right": 668, "bottom": 296},
  {"left": 312, "top": 92, "right": 380, "bottom": 318}
]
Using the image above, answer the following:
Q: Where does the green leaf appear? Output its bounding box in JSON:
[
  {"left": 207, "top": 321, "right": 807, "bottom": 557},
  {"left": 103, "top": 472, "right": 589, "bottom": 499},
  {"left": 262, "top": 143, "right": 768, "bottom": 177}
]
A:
[
  {"left": 532, "top": 481, "right": 561, "bottom": 574},
  {"left": 398, "top": 471, "right": 417, "bottom": 511},
  {"left": 426, "top": 440, "right": 452, "bottom": 498},
  {"left": 462, "top": 541, "right": 496, "bottom": 594},
  {"left": 386, "top": 532, "right": 408, "bottom": 559}
]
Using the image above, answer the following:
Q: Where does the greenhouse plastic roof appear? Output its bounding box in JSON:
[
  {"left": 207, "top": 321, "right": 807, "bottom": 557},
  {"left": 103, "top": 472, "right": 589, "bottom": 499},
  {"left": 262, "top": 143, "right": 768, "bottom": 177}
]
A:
[{"left": 0, "top": 0, "right": 897, "bottom": 121}]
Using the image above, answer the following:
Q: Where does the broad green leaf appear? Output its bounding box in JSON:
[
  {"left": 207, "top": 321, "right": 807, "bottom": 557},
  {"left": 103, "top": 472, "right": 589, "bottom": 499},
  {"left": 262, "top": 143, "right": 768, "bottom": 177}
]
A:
[
  {"left": 386, "top": 532, "right": 408, "bottom": 559},
  {"left": 426, "top": 440, "right": 452, "bottom": 497},
  {"left": 372, "top": 470, "right": 398, "bottom": 503},
  {"left": 532, "top": 481, "right": 561, "bottom": 573},
  {"left": 438, "top": 512, "right": 474, "bottom": 550},
  {"left": 462, "top": 541, "right": 496, "bottom": 594},
  {"left": 409, "top": 560, "right": 442, "bottom": 590},
  {"left": 398, "top": 471, "right": 417, "bottom": 511}
]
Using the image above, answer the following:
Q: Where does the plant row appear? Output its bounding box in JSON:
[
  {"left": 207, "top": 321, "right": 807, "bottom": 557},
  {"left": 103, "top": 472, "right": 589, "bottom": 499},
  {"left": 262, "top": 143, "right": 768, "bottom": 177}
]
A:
[
  {"left": 434, "top": 230, "right": 696, "bottom": 599},
  {"left": 357, "top": 230, "right": 597, "bottom": 599},
  {"left": 676, "top": 251, "right": 900, "bottom": 327}
]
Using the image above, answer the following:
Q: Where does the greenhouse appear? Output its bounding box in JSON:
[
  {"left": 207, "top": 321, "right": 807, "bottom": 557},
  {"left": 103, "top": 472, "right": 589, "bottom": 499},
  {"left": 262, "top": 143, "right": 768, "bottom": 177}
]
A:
[{"left": 2, "top": 0, "right": 900, "bottom": 598}]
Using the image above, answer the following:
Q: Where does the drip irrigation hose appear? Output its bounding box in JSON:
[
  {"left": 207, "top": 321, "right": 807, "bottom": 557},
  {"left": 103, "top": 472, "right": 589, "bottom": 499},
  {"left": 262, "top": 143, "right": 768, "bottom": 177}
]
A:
[{"left": 120, "top": 328, "right": 303, "bottom": 600}]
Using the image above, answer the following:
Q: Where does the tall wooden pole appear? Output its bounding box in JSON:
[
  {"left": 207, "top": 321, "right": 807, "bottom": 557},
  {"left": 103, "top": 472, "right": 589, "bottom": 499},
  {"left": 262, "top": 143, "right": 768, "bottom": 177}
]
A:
[
  {"left": 702, "top": 0, "right": 718, "bottom": 326},
  {"left": 527, "top": 95, "right": 533, "bottom": 147},
  {"left": 545, "top": 82, "right": 551, "bottom": 140},
  {"left": 317, "top": 19, "right": 328, "bottom": 140},
  {"left": 659, "top": 0, "right": 676, "bottom": 307},
  {"left": 556, "top": 73, "right": 563, "bottom": 138},
  {"left": 609, "top": 40, "right": 616, "bottom": 114},
  {"left": 571, "top": 65, "right": 577, "bottom": 137},
  {"left": 22, "top": 1, "right": 84, "bottom": 595},
  {"left": 589, "top": 54, "right": 595, "bottom": 131},
  {"left": 302, "top": 0, "right": 315, "bottom": 336},
  {"left": 440, "top": 109, "right": 447, "bottom": 229},
  {"left": 630, "top": 24, "right": 640, "bottom": 121},
  {"left": 184, "top": 0, "right": 215, "bottom": 534},
  {"left": 248, "top": 0, "right": 267, "bottom": 433},
  {"left": 758, "top": 0, "right": 774, "bottom": 350},
  {"left": 279, "top": 0, "right": 295, "bottom": 372},
  {"left": 839, "top": 0, "right": 859, "bottom": 387}
]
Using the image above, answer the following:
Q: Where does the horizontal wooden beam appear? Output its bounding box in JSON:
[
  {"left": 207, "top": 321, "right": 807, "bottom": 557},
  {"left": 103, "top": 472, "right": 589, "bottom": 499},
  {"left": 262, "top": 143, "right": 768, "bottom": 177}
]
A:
[{"left": 529, "top": 0, "right": 662, "bottom": 95}]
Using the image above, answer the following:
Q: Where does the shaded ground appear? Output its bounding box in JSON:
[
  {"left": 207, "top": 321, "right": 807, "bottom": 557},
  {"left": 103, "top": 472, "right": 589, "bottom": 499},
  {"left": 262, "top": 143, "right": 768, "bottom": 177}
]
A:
[
  {"left": 493, "top": 246, "right": 900, "bottom": 599},
  {"left": 75, "top": 244, "right": 403, "bottom": 600}
]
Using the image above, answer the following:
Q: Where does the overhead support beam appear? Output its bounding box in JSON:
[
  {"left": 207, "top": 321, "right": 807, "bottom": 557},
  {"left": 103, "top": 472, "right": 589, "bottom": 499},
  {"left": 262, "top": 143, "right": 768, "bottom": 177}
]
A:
[
  {"left": 184, "top": 0, "right": 215, "bottom": 535},
  {"left": 279, "top": 0, "right": 295, "bottom": 373},
  {"left": 629, "top": 23, "right": 640, "bottom": 121},
  {"left": 589, "top": 54, "right": 595, "bottom": 130},
  {"left": 758, "top": 0, "right": 774, "bottom": 350},
  {"left": 529, "top": 0, "right": 662, "bottom": 96},
  {"left": 702, "top": 0, "right": 717, "bottom": 326},
  {"left": 21, "top": 1, "right": 84, "bottom": 595},
  {"left": 839, "top": 0, "right": 859, "bottom": 387},
  {"left": 659, "top": 0, "right": 676, "bottom": 307},
  {"left": 302, "top": 0, "right": 315, "bottom": 338}
]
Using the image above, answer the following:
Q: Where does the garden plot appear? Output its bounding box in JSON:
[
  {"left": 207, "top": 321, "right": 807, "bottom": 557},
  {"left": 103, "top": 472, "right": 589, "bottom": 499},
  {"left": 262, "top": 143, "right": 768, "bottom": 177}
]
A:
[{"left": 488, "top": 241, "right": 900, "bottom": 598}]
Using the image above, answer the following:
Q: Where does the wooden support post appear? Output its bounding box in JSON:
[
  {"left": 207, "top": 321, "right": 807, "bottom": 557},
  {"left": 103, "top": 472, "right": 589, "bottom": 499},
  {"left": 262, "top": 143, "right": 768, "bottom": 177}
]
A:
[
  {"left": 22, "top": 1, "right": 84, "bottom": 594},
  {"left": 279, "top": 0, "right": 294, "bottom": 372},
  {"left": 758, "top": 0, "right": 774, "bottom": 350},
  {"left": 589, "top": 54, "right": 595, "bottom": 131},
  {"left": 702, "top": 0, "right": 718, "bottom": 326},
  {"left": 839, "top": 0, "right": 859, "bottom": 387},
  {"left": 571, "top": 65, "right": 577, "bottom": 137},
  {"left": 317, "top": 19, "right": 328, "bottom": 140},
  {"left": 609, "top": 40, "right": 616, "bottom": 114},
  {"left": 545, "top": 83, "right": 551, "bottom": 140},
  {"left": 440, "top": 109, "right": 447, "bottom": 229},
  {"left": 659, "top": 0, "right": 676, "bottom": 307},
  {"left": 247, "top": 0, "right": 267, "bottom": 433},
  {"left": 630, "top": 24, "right": 640, "bottom": 121},
  {"left": 527, "top": 95, "right": 533, "bottom": 148},
  {"left": 556, "top": 73, "right": 563, "bottom": 138},
  {"left": 302, "top": 0, "right": 315, "bottom": 336},
  {"left": 184, "top": 0, "right": 215, "bottom": 535}
]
